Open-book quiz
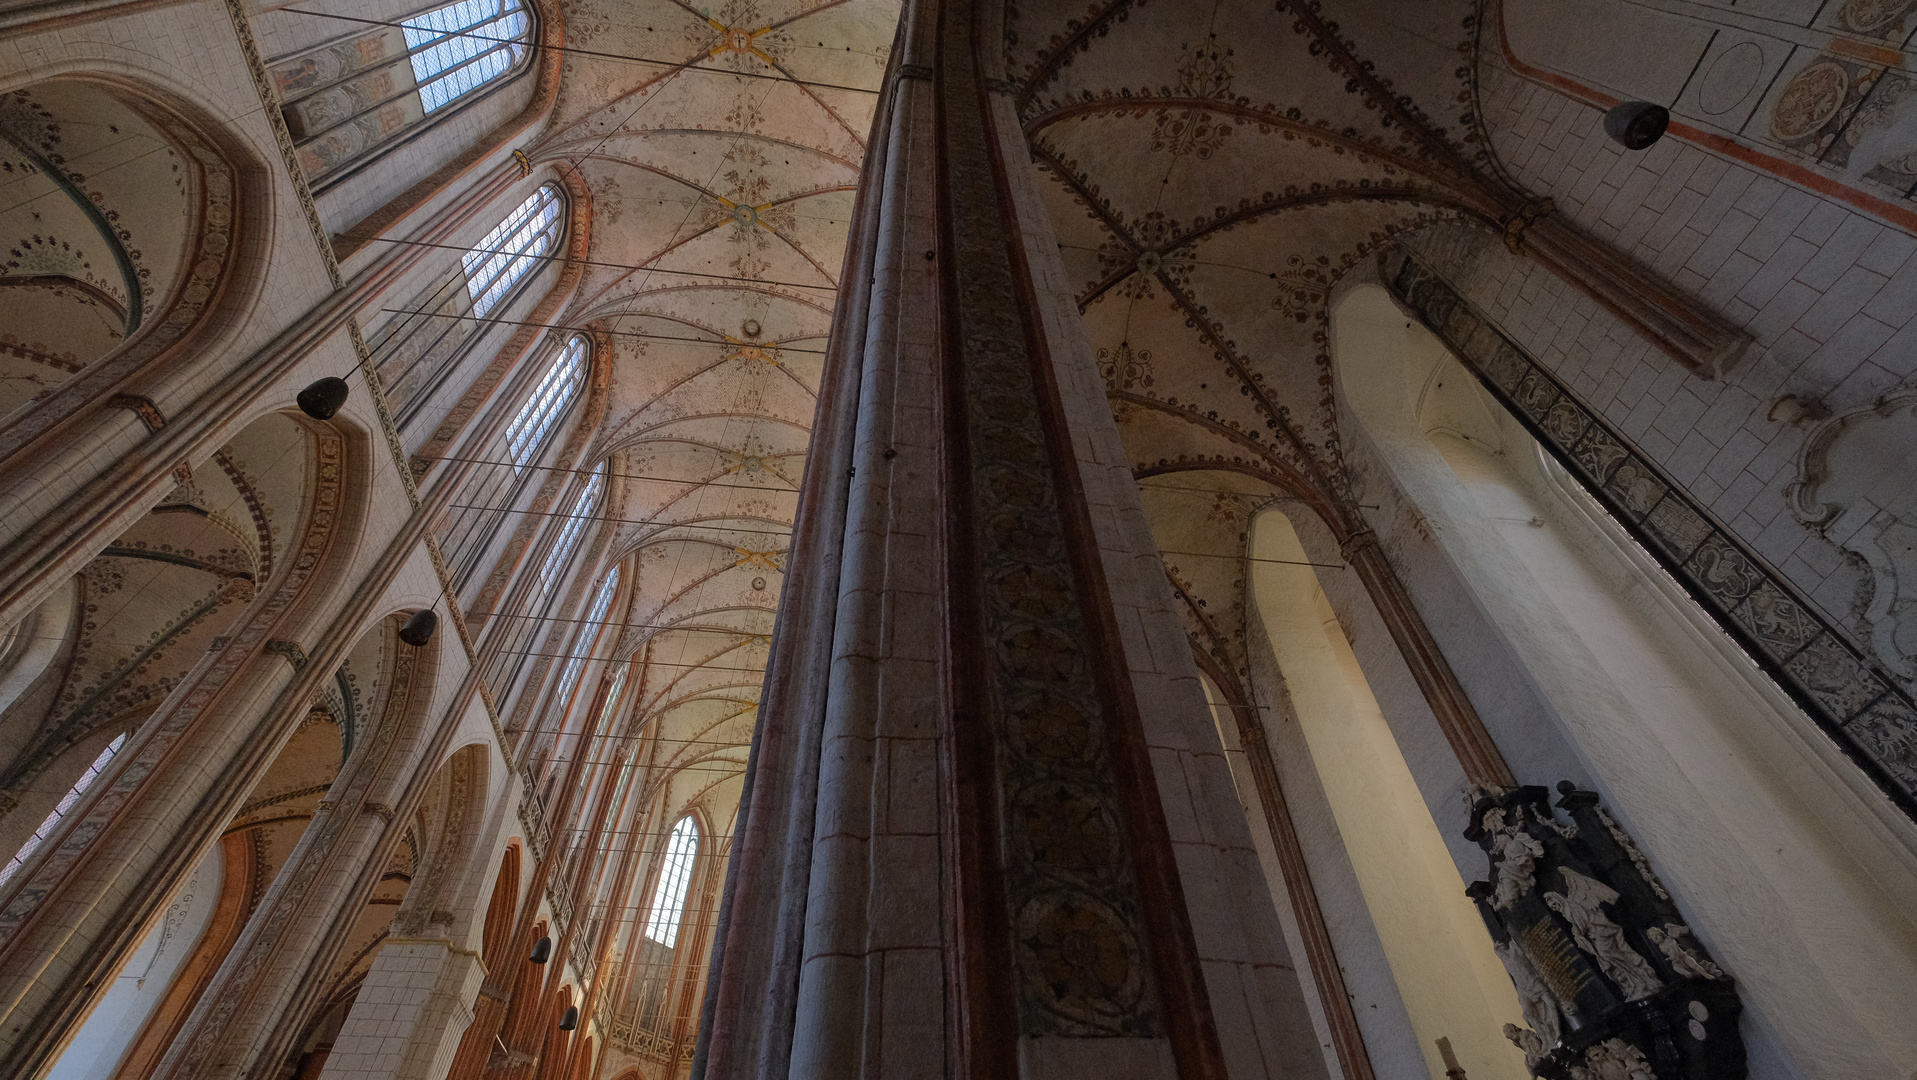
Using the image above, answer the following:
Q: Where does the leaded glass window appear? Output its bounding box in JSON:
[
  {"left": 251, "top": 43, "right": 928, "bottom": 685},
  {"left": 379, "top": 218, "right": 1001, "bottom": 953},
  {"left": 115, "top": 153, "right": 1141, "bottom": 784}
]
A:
[
  {"left": 507, "top": 336, "right": 587, "bottom": 469},
  {"left": 0, "top": 735, "right": 126, "bottom": 886},
  {"left": 464, "top": 185, "right": 564, "bottom": 317},
  {"left": 643, "top": 816, "right": 699, "bottom": 946},
  {"left": 538, "top": 463, "right": 604, "bottom": 592},
  {"left": 549, "top": 567, "right": 619, "bottom": 716},
  {"left": 403, "top": 0, "right": 533, "bottom": 114}
]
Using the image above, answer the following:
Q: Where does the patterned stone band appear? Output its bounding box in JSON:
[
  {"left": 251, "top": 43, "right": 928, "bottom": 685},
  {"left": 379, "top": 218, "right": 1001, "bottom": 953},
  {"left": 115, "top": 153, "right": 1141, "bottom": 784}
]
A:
[{"left": 1388, "top": 251, "right": 1917, "bottom": 820}]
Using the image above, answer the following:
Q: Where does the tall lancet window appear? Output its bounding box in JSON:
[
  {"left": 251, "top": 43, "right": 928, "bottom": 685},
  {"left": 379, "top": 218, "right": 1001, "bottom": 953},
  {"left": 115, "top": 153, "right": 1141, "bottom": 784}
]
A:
[
  {"left": 441, "top": 334, "right": 588, "bottom": 589},
  {"left": 269, "top": 0, "right": 534, "bottom": 186},
  {"left": 644, "top": 816, "right": 700, "bottom": 947},
  {"left": 403, "top": 0, "right": 532, "bottom": 113},
  {"left": 506, "top": 336, "right": 587, "bottom": 469},
  {"left": 465, "top": 184, "right": 564, "bottom": 316},
  {"left": 0, "top": 734, "right": 126, "bottom": 886},
  {"left": 372, "top": 189, "right": 567, "bottom": 428},
  {"left": 539, "top": 463, "right": 605, "bottom": 591},
  {"left": 549, "top": 568, "right": 620, "bottom": 720},
  {"left": 482, "top": 461, "right": 605, "bottom": 715}
]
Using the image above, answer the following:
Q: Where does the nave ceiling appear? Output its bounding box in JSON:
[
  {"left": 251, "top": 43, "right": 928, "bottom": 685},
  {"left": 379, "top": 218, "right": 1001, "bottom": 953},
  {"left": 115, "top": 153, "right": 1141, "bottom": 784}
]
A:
[
  {"left": 518, "top": 0, "right": 898, "bottom": 889},
  {"left": 1010, "top": 0, "right": 1499, "bottom": 673},
  {"left": 518, "top": 0, "right": 1527, "bottom": 784}
]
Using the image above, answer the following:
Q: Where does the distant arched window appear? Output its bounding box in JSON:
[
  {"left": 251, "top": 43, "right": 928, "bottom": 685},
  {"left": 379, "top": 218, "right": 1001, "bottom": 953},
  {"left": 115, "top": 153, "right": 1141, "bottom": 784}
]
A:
[
  {"left": 403, "top": 0, "right": 532, "bottom": 113},
  {"left": 507, "top": 336, "right": 587, "bottom": 469},
  {"left": 465, "top": 184, "right": 564, "bottom": 316},
  {"left": 0, "top": 734, "right": 125, "bottom": 886},
  {"left": 643, "top": 816, "right": 699, "bottom": 946}
]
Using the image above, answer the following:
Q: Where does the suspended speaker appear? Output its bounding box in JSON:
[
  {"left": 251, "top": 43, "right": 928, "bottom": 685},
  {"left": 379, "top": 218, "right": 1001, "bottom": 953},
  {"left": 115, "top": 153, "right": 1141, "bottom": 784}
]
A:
[
  {"left": 529, "top": 935, "right": 552, "bottom": 964},
  {"left": 558, "top": 1006, "right": 579, "bottom": 1031},
  {"left": 398, "top": 609, "right": 437, "bottom": 647},
  {"left": 1603, "top": 101, "right": 1669, "bottom": 150},
  {"left": 296, "top": 377, "right": 350, "bottom": 421}
]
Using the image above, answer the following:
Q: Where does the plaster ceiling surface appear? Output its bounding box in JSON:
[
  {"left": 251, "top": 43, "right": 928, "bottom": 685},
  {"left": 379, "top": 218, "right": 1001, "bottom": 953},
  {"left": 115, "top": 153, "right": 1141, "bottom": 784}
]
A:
[
  {"left": 1007, "top": 0, "right": 1492, "bottom": 672},
  {"left": 525, "top": 0, "right": 898, "bottom": 874},
  {"left": 518, "top": 0, "right": 1505, "bottom": 825}
]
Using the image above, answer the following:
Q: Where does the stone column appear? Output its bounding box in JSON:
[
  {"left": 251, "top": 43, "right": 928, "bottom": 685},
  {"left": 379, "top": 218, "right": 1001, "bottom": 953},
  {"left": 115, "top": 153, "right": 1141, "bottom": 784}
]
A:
[
  {"left": 320, "top": 938, "right": 487, "bottom": 1080},
  {"left": 692, "top": 0, "right": 1324, "bottom": 1074}
]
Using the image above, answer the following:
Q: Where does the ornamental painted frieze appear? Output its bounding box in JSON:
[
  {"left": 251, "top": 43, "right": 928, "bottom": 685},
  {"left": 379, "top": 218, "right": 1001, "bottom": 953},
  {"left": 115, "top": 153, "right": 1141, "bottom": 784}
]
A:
[{"left": 1467, "top": 783, "right": 1744, "bottom": 1080}]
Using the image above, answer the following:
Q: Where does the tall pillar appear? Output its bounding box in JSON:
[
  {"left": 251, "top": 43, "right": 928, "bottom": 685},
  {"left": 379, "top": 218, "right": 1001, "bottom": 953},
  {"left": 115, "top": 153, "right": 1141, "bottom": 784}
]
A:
[{"left": 692, "top": 0, "right": 1324, "bottom": 1074}]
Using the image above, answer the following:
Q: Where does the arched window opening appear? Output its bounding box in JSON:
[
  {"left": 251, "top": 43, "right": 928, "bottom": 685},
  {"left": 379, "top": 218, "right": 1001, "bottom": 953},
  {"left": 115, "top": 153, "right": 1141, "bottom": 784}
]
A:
[
  {"left": 370, "top": 187, "right": 566, "bottom": 431},
  {"left": 482, "top": 462, "right": 605, "bottom": 717},
  {"left": 507, "top": 336, "right": 588, "bottom": 469},
  {"left": 549, "top": 568, "right": 620, "bottom": 725},
  {"left": 0, "top": 733, "right": 125, "bottom": 886},
  {"left": 643, "top": 816, "right": 699, "bottom": 947},
  {"left": 403, "top": 0, "right": 532, "bottom": 113},
  {"left": 440, "top": 334, "right": 588, "bottom": 590},
  {"left": 539, "top": 464, "right": 606, "bottom": 591},
  {"left": 271, "top": 0, "right": 533, "bottom": 186},
  {"left": 1249, "top": 511, "right": 1528, "bottom": 1080},
  {"left": 465, "top": 185, "right": 564, "bottom": 317},
  {"left": 1329, "top": 281, "right": 1917, "bottom": 1075}
]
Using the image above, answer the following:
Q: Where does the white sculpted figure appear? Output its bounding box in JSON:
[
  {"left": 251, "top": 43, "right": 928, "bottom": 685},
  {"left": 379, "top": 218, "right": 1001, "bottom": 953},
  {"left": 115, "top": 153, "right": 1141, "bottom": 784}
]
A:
[
  {"left": 1568, "top": 1038, "right": 1656, "bottom": 1080},
  {"left": 1503, "top": 1023, "right": 1548, "bottom": 1072},
  {"left": 1494, "top": 940, "right": 1563, "bottom": 1046},
  {"left": 1544, "top": 868, "right": 1664, "bottom": 1000},
  {"left": 1646, "top": 922, "right": 1725, "bottom": 980},
  {"left": 1484, "top": 808, "right": 1547, "bottom": 910}
]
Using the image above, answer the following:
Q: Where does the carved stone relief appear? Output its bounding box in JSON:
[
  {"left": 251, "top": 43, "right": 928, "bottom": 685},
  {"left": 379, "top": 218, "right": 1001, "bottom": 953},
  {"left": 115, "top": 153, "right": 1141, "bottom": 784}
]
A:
[
  {"left": 1466, "top": 783, "right": 1745, "bottom": 1080},
  {"left": 1788, "top": 393, "right": 1917, "bottom": 681}
]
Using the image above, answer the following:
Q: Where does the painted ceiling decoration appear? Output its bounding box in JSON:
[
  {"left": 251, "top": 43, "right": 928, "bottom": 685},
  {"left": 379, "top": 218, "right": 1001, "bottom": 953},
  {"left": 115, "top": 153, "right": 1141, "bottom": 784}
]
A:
[
  {"left": 498, "top": 0, "right": 1763, "bottom": 941},
  {"left": 498, "top": 1, "right": 897, "bottom": 1057}
]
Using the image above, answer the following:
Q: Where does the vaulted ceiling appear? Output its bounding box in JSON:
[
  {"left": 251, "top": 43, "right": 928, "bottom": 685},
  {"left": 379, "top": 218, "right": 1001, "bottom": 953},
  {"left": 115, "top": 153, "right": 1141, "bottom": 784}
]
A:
[
  {"left": 1008, "top": 0, "right": 1501, "bottom": 674},
  {"left": 518, "top": 0, "right": 1537, "bottom": 811},
  {"left": 525, "top": 0, "right": 899, "bottom": 891}
]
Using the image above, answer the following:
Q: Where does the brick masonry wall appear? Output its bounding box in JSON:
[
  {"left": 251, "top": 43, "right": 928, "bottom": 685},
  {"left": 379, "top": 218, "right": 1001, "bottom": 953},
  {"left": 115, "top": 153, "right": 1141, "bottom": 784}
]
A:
[{"left": 1405, "top": 50, "right": 1917, "bottom": 691}]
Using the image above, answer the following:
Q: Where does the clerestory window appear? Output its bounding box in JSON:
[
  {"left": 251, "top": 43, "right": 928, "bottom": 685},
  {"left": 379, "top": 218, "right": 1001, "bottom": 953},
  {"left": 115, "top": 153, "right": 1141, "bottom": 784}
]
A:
[
  {"left": 643, "top": 816, "right": 700, "bottom": 946},
  {"left": 538, "top": 463, "right": 605, "bottom": 592},
  {"left": 506, "top": 336, "right": 587, "bottom": 470},
  {"left": 549, "top": 567, "right": 619, "bottom": 717},
  {"left": 403, "top": 0, "right": 533, "bottom": 114},
  {"left": 270, "top": 0, "right": 535, "bottom": 187},
  {"left": 465, "top": 185, "right": 564, "bottom": 317},
  {"left": 0, "top": 735, "right": 126, "bottom": 886}
]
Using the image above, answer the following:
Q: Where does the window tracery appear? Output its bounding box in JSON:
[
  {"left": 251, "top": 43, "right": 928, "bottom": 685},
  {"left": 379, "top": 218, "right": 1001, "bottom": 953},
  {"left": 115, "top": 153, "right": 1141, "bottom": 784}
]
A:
[
  {"left": 464, "top": 184, "right": 564, "bottom": 317},
  {"left": 0, "top": 734, "right": 126, "bottom": 886},
  {"left": 643, "top": 816, "right": 699, "bottom": 947},
  {"left": 270, "top": 0, "right": 534, "bottom": 186},
  {"left": 402, "top": 0, "right": 532, "bottom": 114},
  {"left": 506, "top": 336, "right": 587, "bottom": 469}
]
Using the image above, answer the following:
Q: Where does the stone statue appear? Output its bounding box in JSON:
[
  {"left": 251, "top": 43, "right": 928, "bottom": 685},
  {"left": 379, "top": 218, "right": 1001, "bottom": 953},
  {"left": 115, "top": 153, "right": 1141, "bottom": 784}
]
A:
[
  {"left": 1485, "top": 808, "right": 1546, "bottom": 910},
  {"left": 1494, "top": 940, "right": 1563, "bottom": 1046},
  {"left": 1646, "top": 923, "right": 1725, "bottom": 981},
  {"left": 1545, "top": 868, "right": 1664, "bottom": 1001},
  {"left": 1503, "top": 1023, "right": 1548, "bottom": 1071},
  {"left": 1568, "top": 1037, "right": 1657, "bottom": 1080}
]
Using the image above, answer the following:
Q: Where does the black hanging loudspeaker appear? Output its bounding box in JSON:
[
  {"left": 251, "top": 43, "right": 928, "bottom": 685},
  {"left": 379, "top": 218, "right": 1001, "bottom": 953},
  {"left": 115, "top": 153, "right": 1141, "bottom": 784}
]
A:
[
  {"left": 529, "top": 935, "right": 552, "bottom": 964},
  {"left": 1603, "top": 101, "right": 1669, "bottom": 150},
  {"left": 398, "top": 609, "right": 437, "bottom": 647},
  {"left": 296, "top": 377, "right": 350, "bottom": 421},
  {"left": 558, "top": 1006, "right": 579, "bottom": 1031}
]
